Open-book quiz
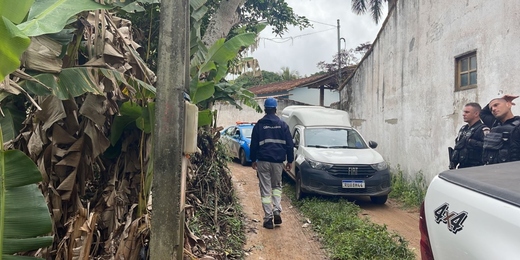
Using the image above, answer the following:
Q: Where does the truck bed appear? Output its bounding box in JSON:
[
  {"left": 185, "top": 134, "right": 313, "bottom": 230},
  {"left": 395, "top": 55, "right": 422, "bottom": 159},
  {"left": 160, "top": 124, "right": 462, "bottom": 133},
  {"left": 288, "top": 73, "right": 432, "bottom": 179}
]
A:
[
  {"left": 439, "top": 161, "right": 520, "bottom": 208},
  {"left": 424, "top": 161, "right": 520, "bottom": 259}
]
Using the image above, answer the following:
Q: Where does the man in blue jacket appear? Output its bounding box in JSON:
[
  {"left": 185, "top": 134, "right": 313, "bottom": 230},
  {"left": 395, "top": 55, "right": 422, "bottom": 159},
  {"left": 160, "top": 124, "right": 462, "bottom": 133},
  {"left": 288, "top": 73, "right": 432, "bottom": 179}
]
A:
[{"left": 250, "top": 97, "right": 294, "bottom": 229}]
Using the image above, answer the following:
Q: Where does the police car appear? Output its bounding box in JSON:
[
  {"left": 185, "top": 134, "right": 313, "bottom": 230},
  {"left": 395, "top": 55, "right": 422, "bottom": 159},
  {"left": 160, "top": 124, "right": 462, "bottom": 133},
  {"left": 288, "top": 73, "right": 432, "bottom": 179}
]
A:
[{"left": 220, "top": 122, "right": 255, "bottom": 165}]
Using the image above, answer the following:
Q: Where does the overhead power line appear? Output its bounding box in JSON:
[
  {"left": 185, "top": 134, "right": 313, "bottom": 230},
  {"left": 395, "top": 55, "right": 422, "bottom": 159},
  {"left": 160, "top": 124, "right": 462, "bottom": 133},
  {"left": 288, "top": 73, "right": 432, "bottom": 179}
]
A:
[{"left": 260, "top": 27, "right": 336, "bottom": 43}]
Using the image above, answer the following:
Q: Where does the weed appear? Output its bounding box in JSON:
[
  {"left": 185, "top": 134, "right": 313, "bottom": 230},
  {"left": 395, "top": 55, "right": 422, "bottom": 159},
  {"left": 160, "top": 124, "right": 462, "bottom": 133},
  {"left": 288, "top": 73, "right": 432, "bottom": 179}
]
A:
[
  {"left": 283, "top": 182, "right": 415, "bottom": 260},
  {"left": 389, "top": 165, "right": 427, "bottom": 208}
]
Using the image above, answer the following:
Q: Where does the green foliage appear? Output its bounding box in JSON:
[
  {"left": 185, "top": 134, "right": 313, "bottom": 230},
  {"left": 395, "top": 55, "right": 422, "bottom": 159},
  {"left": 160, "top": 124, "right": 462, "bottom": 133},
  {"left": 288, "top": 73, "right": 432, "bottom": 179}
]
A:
[
  {"left": 351, "top": 0, "right": 388, "bottom": 24},
  {"left": 0, "top": 105, "right": 26, "bottom": 142},
  {"left": 21, "top": 67, "right": 155, "bottom": 100},
  {"left": 279, "top": 66, "right": 300, "bottom": 81},
  {"left": 0, "top": 0, "right": 32, "bottom": 79},
  {"left": 234, "top": 70, "right": 284, "bottom": 88},
  {"left": 284, "top": 182, "right": 415, "bottom": 260},
  {"left": 317, "top": 42, "right": 371, "bottom": 73},
  {"left": 0, "top": 128, "right": 53, "bottom": 258},
  {"left": 112, "top": 0, "right": 160, "bottom": 13},
  {"left": 18, "top": 0, "right": 110, "bottom": 36},
  {"left": 206, "top": 82, "right": 262, "bottom": 113},
  {"left": 238, "top": 0, "right": 310, "bottom": 36},
  {"left": 0, "top": 0, "right": 112, "bottom": 82},
  {"left": 389, "top": 166, "right": 427, "bottom": 208},
  {"left": 0, "top": 17, "right": 30, "bottom": 79},
  {"left": 115, "top": 2, "right": 161, "bottom": 71},
  {"left": 136, "top": 102, "right": 155, "bottom": 134},
  {"left": 110, "top": 101, "right": 142, "bottom": 145},
  {"left": 0, "top": 0, "right": 34, "bottom": 24},
  {"left": 191, "top": 33, "right": 257, "bottom": 104},
  {"left": 187, "top": 2, "right": 263, "bottom": 118},
  {"left": 198, "top": 109, "right": 213, "bottom": 127}
]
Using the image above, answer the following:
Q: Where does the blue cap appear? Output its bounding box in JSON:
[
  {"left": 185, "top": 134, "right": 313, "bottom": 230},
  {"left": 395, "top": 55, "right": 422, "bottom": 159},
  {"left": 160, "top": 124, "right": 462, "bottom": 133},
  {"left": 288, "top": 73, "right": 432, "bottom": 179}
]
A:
[{"left": 264, "top": 97, "right": 277, "bottom": 108}]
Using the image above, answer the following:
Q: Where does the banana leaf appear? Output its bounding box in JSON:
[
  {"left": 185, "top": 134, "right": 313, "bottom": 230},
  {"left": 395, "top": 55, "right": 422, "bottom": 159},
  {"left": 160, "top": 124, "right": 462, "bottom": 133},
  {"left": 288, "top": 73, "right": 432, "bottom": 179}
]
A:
[
  {"left": 0, "top": 17, "right": 31, "bottom": 79},
  {"left": 20, "top": 67, "right": 155, "bottom": 100},
  {"left": 17, "top": 0, "right": 111, "bottom": 37},
  {"left": 0, "top": 128, "right": 53, "bottom": 259},
  {"left": 198, "top": 33, "right": 257, "bottom": 82},
  {"left": 198, "top": 109, "right": 213, "bottom": 127},
  {"left": 110, "top": 101, "right": 142, "bottom": 145},
  {"left": 0, "top": 0, "right": 34, "bottom": 24},
  {"left": 0, "top": 106, "right": 26, "bottom": 142}
]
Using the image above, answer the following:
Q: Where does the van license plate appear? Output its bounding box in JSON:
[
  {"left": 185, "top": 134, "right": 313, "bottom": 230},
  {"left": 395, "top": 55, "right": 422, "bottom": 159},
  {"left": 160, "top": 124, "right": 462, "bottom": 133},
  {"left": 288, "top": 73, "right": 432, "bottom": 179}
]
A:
[{"left": 342, "top": 180, "right": 365, "bottom": 188}]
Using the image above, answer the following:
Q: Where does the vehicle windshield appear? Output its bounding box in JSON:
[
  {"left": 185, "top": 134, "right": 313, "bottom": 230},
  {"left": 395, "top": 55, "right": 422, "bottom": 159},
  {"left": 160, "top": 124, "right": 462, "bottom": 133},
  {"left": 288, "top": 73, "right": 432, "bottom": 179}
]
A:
[
  {"left": 304, "top": 128, "right": 367, "bottom": 149},
  {"left": 241, "top": 128, "right": 253, "bottom": 139}
]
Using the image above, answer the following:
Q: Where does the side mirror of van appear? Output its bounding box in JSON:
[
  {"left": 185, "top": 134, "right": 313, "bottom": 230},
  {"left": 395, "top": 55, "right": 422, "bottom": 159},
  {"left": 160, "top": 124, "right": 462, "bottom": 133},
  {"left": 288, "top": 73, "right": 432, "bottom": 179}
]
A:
[{"left": 368, "top": 141, "right": 378, "bottom": 148}]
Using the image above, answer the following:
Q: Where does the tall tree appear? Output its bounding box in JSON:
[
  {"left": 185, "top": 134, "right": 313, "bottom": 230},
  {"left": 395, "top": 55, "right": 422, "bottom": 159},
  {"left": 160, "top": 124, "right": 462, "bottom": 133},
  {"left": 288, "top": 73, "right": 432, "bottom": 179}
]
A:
[
  {"left": 202, "top": 0, "right": 310, "bottom": 45},
  {"left": 123, "top": 0, "right": 310, "bottom": 71},
  {"left": 317, "top": 42, "right": 371, "bottom": 73},
  {"left": 351, "top": 0, "right": 396, "bottom": 24}
]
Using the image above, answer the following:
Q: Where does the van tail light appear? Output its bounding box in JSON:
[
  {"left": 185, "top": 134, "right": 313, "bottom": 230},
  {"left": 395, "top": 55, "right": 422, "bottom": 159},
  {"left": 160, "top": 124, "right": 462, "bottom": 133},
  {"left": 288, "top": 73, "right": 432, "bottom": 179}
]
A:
[{"left": 420, "top": 201, "right": 434, "bottom": 260}]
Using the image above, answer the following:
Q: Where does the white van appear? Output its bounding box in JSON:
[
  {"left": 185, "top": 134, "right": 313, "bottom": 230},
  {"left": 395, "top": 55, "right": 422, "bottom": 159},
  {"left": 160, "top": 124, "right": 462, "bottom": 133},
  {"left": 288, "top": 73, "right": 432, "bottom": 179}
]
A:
[{"left": 281, "top": 106, "right": 391, "bottom": 204}]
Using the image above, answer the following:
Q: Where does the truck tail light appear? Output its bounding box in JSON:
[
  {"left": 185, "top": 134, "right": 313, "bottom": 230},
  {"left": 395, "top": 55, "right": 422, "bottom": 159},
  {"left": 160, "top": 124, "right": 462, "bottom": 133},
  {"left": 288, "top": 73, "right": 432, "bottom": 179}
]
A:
[{"left": 420, "top": 201, "right": 434, "bottom": 260}]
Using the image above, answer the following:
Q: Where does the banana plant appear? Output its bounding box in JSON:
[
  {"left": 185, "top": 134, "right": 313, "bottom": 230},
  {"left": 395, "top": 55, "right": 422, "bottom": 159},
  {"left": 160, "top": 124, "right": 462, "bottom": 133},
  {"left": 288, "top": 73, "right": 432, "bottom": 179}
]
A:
[
  {"left": 188, "top": 0, "right": 263, "bottom": 127},
  {"left": 0, "top": 127, "right": 53, "bottom": 259},
  {"left": 0, "top": 0, "right": 110, "bottom": 79}
]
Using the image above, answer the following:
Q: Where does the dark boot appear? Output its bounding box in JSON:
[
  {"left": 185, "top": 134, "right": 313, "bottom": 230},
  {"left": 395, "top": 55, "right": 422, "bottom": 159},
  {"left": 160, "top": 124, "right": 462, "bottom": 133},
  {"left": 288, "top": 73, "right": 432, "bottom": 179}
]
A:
[
  {"left": 273, "top": 211, "right": 282, "bottom": 225},
  {"left": 263, "top": 218, "right": 274, "bottom": 229}
]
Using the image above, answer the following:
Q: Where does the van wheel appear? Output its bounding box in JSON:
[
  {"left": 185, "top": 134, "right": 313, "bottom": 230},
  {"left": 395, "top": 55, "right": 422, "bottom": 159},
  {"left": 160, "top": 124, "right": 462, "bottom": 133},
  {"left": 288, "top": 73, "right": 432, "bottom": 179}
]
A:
[
  {"left": 370, "top": 195, "right": 388, "bottom": 205},
  {"left": 239, "top": 149, "right": 247, "bottom": 166},
  {"left": 295, "top": 172, "right": 306, "bottom": 200}
]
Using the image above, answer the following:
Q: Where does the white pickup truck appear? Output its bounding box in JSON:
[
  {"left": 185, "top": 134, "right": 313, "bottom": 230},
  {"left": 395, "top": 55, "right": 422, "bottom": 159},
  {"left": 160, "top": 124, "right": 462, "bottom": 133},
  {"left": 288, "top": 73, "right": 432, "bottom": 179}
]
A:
[{"left": 420, "top": 161, "right": 520, "bottom": 259}]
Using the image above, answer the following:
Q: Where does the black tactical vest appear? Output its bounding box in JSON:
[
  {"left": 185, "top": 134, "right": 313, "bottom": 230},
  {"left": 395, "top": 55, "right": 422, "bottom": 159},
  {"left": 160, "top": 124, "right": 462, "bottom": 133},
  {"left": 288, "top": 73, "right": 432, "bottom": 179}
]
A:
[
  {"left": 482, "top": 118, "right": 520, "bottom": 164},
  {"left": 453, "top": 123, "right": 484, "bottom": 167}
]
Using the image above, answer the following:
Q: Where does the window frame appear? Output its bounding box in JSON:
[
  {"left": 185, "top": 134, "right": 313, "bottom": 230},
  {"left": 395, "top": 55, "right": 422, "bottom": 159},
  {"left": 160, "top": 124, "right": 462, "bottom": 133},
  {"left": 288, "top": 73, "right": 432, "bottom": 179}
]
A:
[
  {"left": 293, "top": 128, "right": 301, "bottom": 147},
  {"left": 455, "top": 50, "right": 478, "bottom": 91}
]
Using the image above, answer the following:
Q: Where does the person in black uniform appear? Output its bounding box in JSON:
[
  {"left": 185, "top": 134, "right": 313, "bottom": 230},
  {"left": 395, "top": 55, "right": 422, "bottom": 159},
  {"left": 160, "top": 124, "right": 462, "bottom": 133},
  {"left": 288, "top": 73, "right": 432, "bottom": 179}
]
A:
[
  {"left": 481, "top": 94, "right": 520, "bottom": 164},
  {"left": 450, "top": 103, "right": 489, "bottom": 169},
  {"left": 250, "top": 97, "right": 294, "bottom": 229}
]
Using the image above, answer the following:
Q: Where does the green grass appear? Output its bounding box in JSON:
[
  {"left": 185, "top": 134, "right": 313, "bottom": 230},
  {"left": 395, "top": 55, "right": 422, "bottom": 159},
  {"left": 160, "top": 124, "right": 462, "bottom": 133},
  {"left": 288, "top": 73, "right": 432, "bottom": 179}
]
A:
[
  {"left": 283, "top": 181, "right": 415, "bottom": 260},
  {"left": 389, "top": 165, "right": 427, "bottom": 208}
]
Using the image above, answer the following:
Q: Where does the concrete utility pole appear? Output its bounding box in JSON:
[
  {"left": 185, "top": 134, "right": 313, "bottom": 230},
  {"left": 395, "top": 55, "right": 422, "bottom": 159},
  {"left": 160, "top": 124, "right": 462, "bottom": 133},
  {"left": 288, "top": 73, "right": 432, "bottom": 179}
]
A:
[
  {"left": 337, "top": 19, "right": 341, "bottom": 85},
  {"left": 151, "top": 0, "right": 189, "bottom": 259}
]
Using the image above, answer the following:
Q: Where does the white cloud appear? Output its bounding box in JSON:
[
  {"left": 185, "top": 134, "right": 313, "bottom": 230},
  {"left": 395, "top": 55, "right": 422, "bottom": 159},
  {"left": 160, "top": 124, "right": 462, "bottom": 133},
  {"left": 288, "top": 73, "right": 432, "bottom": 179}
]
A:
[{"left": 248, "top": 0, "right": 387, "bottom": 77}]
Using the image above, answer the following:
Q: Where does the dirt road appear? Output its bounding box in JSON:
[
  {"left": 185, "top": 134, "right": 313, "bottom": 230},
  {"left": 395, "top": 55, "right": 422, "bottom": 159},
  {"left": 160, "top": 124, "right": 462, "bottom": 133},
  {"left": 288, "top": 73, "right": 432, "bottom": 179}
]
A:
[
  {"left": 229, "top": 163, "right": 420, "bottom": 260},
  {"left": 356, "top": 197, "right": 420, "bottom": 258}
]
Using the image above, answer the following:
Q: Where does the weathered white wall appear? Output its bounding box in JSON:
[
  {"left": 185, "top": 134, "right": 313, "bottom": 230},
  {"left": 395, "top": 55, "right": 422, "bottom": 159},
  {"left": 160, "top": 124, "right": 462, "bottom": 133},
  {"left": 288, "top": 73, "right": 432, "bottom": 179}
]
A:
[
  {"left": 215, "top": 99, "right": 308, "bottom": 128},
  {"left": 289, "top": 88, "right": 339, "bottom": 106},
  {"left": 215, "top": 102, "right": 264, "bottom": 128},
  {"left": 340, "top": 0, "right": 520, "bottom": 182}
]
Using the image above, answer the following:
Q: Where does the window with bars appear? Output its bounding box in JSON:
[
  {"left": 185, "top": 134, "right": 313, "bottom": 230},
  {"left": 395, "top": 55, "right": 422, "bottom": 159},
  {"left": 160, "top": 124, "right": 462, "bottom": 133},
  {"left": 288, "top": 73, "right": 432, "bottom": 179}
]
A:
[{"left": 455, "top": 52, "right": 477, "bottom": 90}]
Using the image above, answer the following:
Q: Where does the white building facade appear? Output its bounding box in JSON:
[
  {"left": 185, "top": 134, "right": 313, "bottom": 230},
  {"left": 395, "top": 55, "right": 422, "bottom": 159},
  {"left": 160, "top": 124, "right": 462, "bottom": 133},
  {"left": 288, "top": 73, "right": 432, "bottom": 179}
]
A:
[
  {"left": 289, "top": 87, "right": 338, "bottom": 107},
  {"left": 340, "top": 0, "right": 520, "bottom": 181}
]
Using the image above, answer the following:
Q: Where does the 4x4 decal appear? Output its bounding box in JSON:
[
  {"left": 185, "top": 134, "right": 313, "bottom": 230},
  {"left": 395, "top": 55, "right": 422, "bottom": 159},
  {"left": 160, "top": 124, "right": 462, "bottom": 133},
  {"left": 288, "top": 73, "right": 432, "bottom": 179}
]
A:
[{"left": 433, "top": 203, "right": 468, "bottom": 234}]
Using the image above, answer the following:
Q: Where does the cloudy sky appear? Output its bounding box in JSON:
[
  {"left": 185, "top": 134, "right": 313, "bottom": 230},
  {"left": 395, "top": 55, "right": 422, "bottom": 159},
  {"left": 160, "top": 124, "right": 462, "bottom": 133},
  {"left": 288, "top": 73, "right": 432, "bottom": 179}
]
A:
[{"left": 245, "top": 0, "right": 388, "bottom": 77}]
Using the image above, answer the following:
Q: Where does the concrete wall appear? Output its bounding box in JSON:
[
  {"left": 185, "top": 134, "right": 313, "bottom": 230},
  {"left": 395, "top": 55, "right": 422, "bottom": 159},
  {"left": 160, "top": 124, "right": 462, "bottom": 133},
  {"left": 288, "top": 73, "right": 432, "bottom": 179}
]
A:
[
  {"left": 289, "top": 88, "right": 339, "bottom": 106},
  {"left": 215, "top": 99, "right": 309, "bottom": 128},
  {"left": 340, "top": 0, "right": 520, "bottom": 181}
]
